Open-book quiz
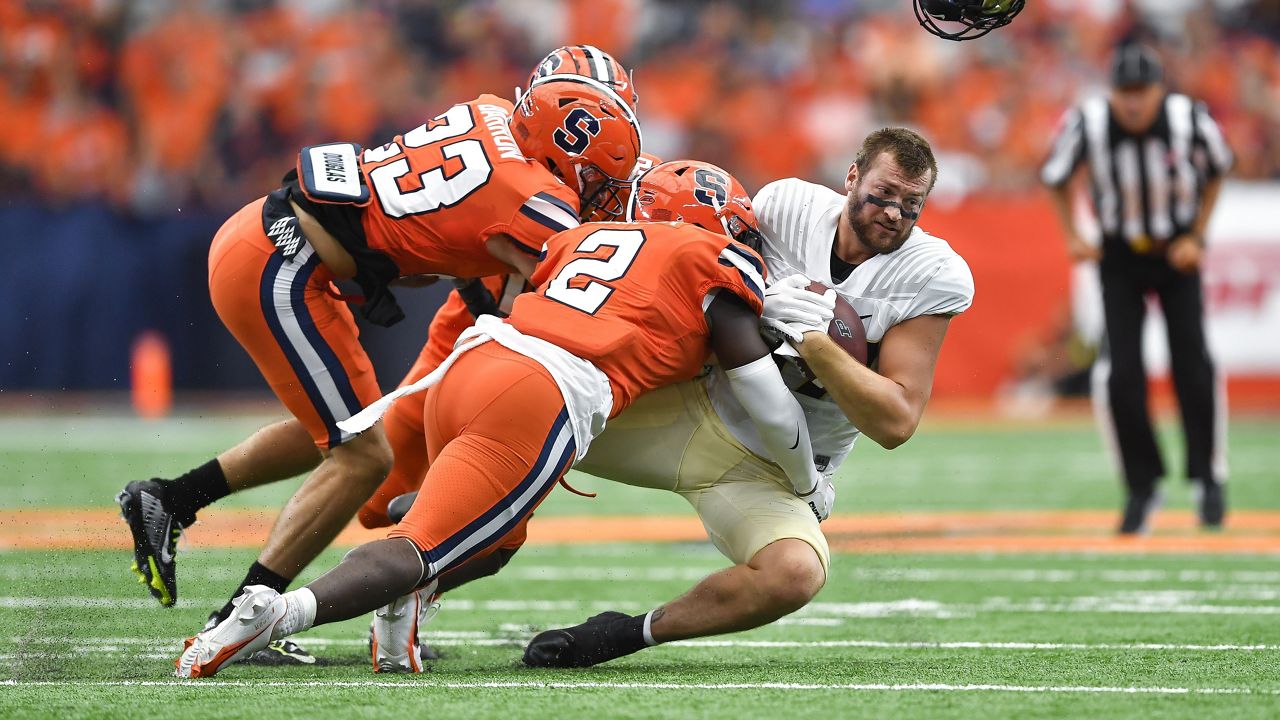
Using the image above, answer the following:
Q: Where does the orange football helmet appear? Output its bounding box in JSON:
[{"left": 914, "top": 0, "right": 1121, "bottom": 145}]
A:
[
  {"left": 511, "top": 76, "right": 642, "bottom": 222},
  {"left": 526, "top": 45, "right": 638, "bottom": 111},
  {"left": 626, "top": 160, "right": 765, "bottom": 250}
]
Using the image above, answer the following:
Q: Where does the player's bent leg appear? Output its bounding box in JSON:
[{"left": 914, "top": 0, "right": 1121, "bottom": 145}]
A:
[
  {"left": 217, "top": 418, "right": 322, "bottom": 493},
  {"left": 256, "top": 426, "right": 394, "bottom": 580},
  {"left": 184, "top": 346, "right": 575, "bottom": 677},
  {"left": 525, "top": 430, "right": 830, "bottom": 668},
  {"left": 204, "top": 206, "right": 388, "bottom": 625},
  {"left": 650, "top": 538, "right": 824, "bottom": 641},
  {"left": 359, "top": 393, "right": 430, "bottom": 529}
]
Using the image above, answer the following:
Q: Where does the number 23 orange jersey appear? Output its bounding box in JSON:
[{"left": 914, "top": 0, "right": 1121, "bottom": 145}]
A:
[
  {"left": 507, "top": 222, "right": 767, "bottom": 415},
  {"left": 356, "top": 95, "right": 580, "bottom": 278}
]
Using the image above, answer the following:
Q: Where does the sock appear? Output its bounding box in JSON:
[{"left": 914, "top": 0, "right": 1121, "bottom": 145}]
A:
[
  {"left": 641, "top": 609, "right": 661, "bottom": 647},
  {"left": 271, "top": 588, "right": 317, "bottom": 640},
  {"left": 588, "top": 612, "right": 649, "bottom": 663},
  {"left": 160, "top": 459, "right": 230, "bottom": 526},
  {"left": 215, "top": 561, "right": 293, "bottom": 623}
]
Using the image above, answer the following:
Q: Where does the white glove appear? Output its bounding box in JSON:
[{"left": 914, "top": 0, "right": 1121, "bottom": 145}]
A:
[
  {"left": 762, "top": 274, "right": 835, "bottom": 344},
  {"left": 797, "top": 475, "right": 836, "bottom": 523}
]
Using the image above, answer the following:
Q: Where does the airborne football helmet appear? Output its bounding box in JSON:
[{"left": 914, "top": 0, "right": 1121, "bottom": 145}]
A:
[
  {"left": 626, "top": 160, "right": 764, "bottom": 251},
  {"left": 914, "top": 0, "right": 1025, "bottom": 41},
  {"left": 511, "top": 76, "right": 642, "bottom": 222},
  {"left": 526, "top": 45, "right": 638, "bottom": 111}
]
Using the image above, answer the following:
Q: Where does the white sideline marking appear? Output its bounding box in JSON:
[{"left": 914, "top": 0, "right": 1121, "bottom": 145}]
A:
[{"left": 1, "top": 679, "right": 1277, "bottom": 695}]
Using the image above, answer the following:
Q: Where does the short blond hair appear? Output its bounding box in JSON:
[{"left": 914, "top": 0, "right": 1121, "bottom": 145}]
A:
[{"left": 854, "top": 128, "right": 938, "bottom": 192}]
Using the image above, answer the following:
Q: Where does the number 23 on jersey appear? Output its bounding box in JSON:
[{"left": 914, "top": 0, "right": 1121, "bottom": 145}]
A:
[{"left": 363, "top": 104, "right": 494, "bottom": 218}]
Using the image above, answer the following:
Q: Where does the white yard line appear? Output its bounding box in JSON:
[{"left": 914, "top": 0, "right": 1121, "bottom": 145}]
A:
[
  {"left": 7, "top": 635, "right": 1276, "bottom": 653},
  {"left": 1, "top": 679, "right": 1277, "bottom": 695}
]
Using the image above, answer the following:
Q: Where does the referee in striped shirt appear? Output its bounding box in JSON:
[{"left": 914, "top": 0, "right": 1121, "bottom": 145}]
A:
[{"left": 1042, "top": 44, "right": 1232, "bottom": 534}]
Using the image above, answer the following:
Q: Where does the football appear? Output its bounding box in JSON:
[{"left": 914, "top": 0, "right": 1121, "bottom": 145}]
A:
[{"left": 808, "top": 281, "right": 868, "bottom": 365}]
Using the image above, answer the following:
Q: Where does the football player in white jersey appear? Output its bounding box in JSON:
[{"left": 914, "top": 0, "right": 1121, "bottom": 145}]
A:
[{"left": 523, "top": 127, "right": 974, "bottom": 667}]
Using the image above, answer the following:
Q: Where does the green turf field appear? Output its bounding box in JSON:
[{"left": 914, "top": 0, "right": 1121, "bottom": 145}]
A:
[{"left": 1, "top": 413, "right": 1278, "bottom": 719}]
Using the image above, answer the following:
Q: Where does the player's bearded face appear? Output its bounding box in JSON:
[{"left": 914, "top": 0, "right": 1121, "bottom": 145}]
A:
[{"left": 845, "top": 158, "right": 930, "bottom": 255}]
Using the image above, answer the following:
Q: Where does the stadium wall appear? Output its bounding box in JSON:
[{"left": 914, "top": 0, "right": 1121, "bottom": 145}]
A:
[{"left": 3, "top": 183, "right": 1278, "bottom": 407}]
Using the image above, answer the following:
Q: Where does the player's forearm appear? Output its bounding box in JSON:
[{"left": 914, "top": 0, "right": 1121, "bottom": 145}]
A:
[
  {"left": 1047, "top": 185, "right": 1078, "bottom": 243},
  {"left": 1191, "top": 177, "right": 1224, "bottom": 240},
  {"left": 485, "top": 234, "right": 537, "bottom": 282},
  {"left": 797, "top": 334, "right": 919, "bottom": 449},
  {"left": 725, "top": 355, "right": 822, "bottom": 495}
]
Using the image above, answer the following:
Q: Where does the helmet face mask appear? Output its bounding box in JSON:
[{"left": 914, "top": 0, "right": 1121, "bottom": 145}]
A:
[{"left": 914, "top": 0, "right": 1025, "bottom": 41}]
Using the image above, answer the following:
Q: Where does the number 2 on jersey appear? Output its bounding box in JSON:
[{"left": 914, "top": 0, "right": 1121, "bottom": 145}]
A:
[
  {"left": 365, "top": 105, "right": 492, "bottom": 218},
  {"left": 545, "top": 229, "right": 646, "bottom": 314}
]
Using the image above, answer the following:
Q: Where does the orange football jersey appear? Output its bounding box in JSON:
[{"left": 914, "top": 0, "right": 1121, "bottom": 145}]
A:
[
  {"left": 356, "top": 95, "right": 580, "bottom": 278},
  {"left": 507, "top": 221, "right": 766, "bottom": 415}
]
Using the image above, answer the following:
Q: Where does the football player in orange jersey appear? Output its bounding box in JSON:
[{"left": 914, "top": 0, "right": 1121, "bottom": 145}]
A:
[
  {"left": 357, "top": 151, "right": 661, "bottom": 535},
  {"left": 176, "top": 161, "right": 828, "bottom": 678},
  {"left": 117, "top": 75, "right": 640, "bottom": 659}
]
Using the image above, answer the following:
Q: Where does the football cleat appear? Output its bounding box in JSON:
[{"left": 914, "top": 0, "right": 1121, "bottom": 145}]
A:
[
  {"left": 244, "top": 639, "right": 317, "bottom": 666},
  {"left": 201, "top": 609, "right": 317, "bottom": 666},
  {"left": 1193, "top": 481, "right": 1227, "bottom": 530},
  {"left": 522, "top": 611, "right": 633, "bottom": 668},
  {"left": 175, "top": 585, "right": 284, "bottom": 678},
  {"left": 386, "top": 491, "right": 419, "bottom": 525},
  {"left": 1117, "top": 489, "right": 1162, "bottom": 536},
  {"left": 117, "top": 480, "right": 183, "bottom": 607},
  {"left": 370, "top": 581, "right": 441, "bottom": 673}
]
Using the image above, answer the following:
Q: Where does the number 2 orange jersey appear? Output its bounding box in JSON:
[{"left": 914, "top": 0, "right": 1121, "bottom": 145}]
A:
[
  {"left": 356, "top": 95, "right": 580, "bottom": 278},
  {"left": 507, "top": 222, "right": 767, "bottom": 415}
]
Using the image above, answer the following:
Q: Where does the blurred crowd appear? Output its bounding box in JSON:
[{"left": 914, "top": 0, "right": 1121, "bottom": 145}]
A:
[{"left": 2, "top": 0, "right": 1279, "bottom": 214}]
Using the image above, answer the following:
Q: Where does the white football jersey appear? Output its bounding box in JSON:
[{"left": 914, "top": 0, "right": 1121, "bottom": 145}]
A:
[{"left": 706, "top": 178, "right": 975, "bottom": 475}]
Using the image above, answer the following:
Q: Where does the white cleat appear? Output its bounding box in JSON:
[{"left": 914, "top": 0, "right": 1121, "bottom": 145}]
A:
[
  {"left": 175, "top": 585, "right": 285, "bottom": 678},
  {"left": 371, "top": 581, "right": 441, "bottom": 673}
]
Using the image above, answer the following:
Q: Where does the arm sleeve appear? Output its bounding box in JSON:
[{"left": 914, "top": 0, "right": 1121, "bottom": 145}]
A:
[
  {"left": 1192, "top": 101, "right": 1234, "bottom": 178},
  {"left": 724, "top": 355, "right": 822, "bottom": 495},
  {"left": 1041, "top": 107, "right": 1086, "bottom": 188}
]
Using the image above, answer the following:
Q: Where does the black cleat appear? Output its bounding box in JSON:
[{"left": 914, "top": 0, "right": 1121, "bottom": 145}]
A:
[
  {"left": 387, "top": 491, "right": 418, "bottom": 524},
  {"left": 116, "top": 480, "right": 183, "bottom": 607},
  {"left": 1117, "top": 490, "right": 1162, "bottom": 536},
  {"left": 244, "top": 639, "right": 318, "bottom": 666},
  {"left": 523, "top": 611, "right": 635, "bottom": 668},
  {"left": 1195, "top": 481, "right": 1226, "bottom": 529}
]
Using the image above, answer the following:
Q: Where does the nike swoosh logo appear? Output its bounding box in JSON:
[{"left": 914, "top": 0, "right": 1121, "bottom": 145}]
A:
[
  {"left": 859, "top": 314, "right": 872, "bottom": 320},
  {"left": 158, "top": 517, "right": 175, "bottom": 564},
  {"left": 789, "top": 428, "right": 800, "bottom": 450}
]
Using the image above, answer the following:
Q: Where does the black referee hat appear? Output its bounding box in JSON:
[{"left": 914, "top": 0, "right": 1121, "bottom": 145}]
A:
[{"left": 1111, "top": 44, "right": 1164, "bottom": 88}]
